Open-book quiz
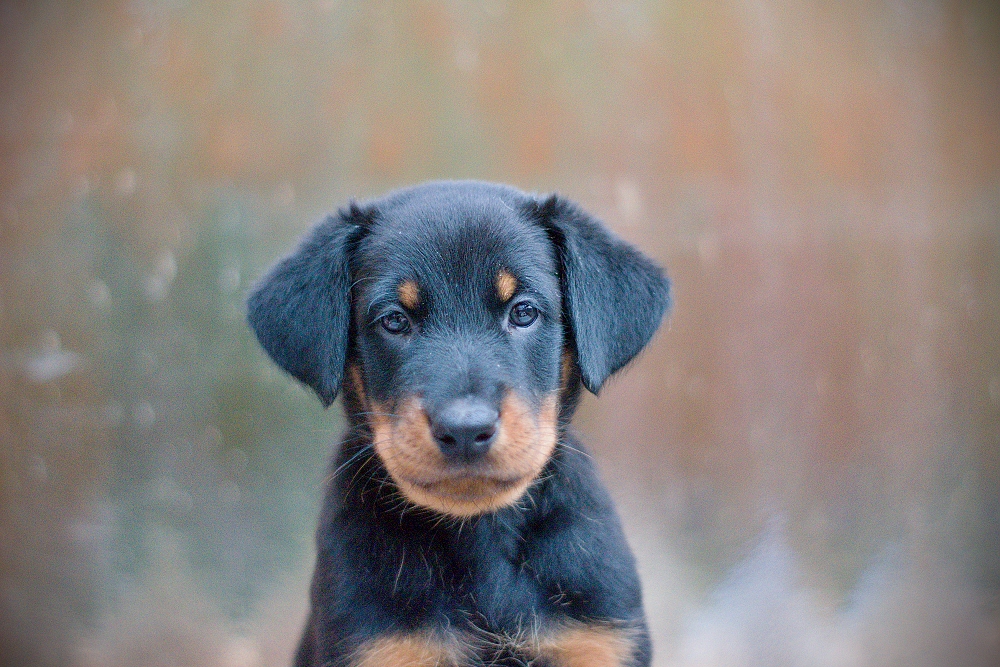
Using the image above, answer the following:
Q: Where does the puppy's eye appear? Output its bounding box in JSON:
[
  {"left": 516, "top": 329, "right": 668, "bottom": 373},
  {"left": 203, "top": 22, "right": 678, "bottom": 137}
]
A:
[
  {"left": 380, "top": 310, "right": 411, "bottom": 334},
  {"left": 508, "top": 301, "right": 538, "bottom": 328}
]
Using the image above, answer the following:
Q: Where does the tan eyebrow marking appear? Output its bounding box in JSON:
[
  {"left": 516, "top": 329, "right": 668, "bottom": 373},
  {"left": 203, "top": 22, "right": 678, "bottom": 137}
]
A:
[
  {"left": 496, "top": 269, "right": 518, "bottom": 302},
  {"left": 398, "top": 280, "right": 420, "bottom": 309}
]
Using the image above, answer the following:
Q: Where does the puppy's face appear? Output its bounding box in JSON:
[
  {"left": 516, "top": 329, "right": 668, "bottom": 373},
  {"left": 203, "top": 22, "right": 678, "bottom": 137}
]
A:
[
  {"left": 349, "top": 197, "right": 564, "bottom": 517},
  {"left": 247, "top": 181, "right": 670, "bottom": 519}
]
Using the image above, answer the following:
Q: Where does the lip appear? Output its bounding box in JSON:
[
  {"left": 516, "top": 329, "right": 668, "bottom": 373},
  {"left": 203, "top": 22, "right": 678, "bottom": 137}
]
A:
[{"left": 412, "top": 473, "right": 525, "bottom": 495}]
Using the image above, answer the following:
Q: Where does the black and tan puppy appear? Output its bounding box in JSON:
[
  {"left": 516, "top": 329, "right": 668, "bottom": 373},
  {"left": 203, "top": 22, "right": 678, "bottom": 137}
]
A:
[{"left": 247, "top": 181, "right": 670, "bottom": 667}]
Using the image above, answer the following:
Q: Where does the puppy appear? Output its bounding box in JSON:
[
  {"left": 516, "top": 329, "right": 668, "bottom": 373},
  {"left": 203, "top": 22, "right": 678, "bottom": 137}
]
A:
[{"left": 247, "top": 181, "right": 670, "bottom": 666}]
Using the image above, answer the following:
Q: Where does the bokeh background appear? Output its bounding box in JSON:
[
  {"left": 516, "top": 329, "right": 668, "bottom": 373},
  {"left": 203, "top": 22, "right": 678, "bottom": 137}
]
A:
[{"left": 1, "top": 1, "right": 998, "bottom": 665}]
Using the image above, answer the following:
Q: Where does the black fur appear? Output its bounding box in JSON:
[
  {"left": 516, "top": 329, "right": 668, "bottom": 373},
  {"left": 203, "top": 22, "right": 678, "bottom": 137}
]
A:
[{"left": 247, "top": 181, "right": 670, "bottom": 666}]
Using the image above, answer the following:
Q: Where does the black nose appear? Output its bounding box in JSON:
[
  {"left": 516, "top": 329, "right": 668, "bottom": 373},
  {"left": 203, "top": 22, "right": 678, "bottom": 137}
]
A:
[{"left": 430, "top": 398, "right": 499, "bottom": 461}]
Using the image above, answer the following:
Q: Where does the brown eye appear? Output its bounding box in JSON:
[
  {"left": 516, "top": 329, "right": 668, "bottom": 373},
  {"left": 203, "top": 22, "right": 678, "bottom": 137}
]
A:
[
  {"left": 380, "top": 310, "right": 410, "bottom": 334},
  {"left": 508, "top": 301, "right": 538, "bottom": 328}
]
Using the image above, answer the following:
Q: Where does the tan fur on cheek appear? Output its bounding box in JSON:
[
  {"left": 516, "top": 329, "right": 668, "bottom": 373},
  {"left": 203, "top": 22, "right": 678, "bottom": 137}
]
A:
[
  {"left": 560, "top": 350, "right": 574, "bottom": 389},
  {"left": 350, "top": 364, "right": 368, "bottom": 405},
  {"left": 397, "top": 280, "right": 420, "bottom": 309},
  {"left": 533, "top": 624, "right": 637, "bottom": 667},
  {"left": 496, "top": 269, "right": 518, "bottom": 302},
  {"left": 492, "top": 392, "right": 558, "bottom": 480},
  {"left": 352, "top": 633, "right": 466, "bottom": 667},
  {"left": 370, "top": 397, "right": 442, "bottom": 487}
]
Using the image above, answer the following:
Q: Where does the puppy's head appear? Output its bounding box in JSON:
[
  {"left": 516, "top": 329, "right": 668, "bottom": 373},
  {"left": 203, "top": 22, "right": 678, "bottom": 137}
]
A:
[{"left": 248, "top": 181, "right": 670, "bottom": 517}]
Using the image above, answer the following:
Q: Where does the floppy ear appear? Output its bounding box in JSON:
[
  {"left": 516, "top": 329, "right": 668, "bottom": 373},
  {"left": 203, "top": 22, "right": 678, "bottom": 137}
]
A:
[
  {"left": 246, "top": 207, "right": 368, "bottom": 407},
  {"left": 532, "top": 195, "right": 671, "bottom": 394}
]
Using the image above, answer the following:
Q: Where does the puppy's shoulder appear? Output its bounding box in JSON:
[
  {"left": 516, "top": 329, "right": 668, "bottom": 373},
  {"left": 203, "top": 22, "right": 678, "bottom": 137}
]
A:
[{"left": 523, "top": 434, "right": 644, "bottom": 621}]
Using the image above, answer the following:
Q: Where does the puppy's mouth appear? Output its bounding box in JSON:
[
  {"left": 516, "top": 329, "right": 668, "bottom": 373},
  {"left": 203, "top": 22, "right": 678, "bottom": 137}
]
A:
[
  {"left": 395, "top": 468, "right": 539, "bottom": 517},
  {"left": 367, "top": 392, "right": 558, "bottom": 517}
]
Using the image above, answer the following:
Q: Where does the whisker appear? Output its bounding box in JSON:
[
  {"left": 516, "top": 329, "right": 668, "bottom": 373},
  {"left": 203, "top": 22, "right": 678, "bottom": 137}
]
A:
[
  {"left": 556, "top": 441, "right": 593, "bottom": 460},
  {"left": 343, "top": 453, "right": 379, "bottom": 497},
  {"left": 326, "top": 444, "right": 375, "bottom": 483}
]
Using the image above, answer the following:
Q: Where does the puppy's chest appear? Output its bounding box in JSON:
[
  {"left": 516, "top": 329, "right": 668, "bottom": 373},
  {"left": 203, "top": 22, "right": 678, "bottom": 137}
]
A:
[
  {"left": 364, "top": 547, "right": 629, "bottom": 667},
  {"left": 328, "top": 527, "right": 639, "bottom": 667},
  {"left": 387, "top": 518, "right": 547, "bottom": 626},
  {"left": 361, "top": 521, "right": 619, "bottom": 665}
]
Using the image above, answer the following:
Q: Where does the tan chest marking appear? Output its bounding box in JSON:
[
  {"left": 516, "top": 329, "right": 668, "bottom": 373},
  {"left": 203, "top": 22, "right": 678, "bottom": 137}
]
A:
[
  {"left": 351, "top": 633, "right": 466, "bottom": 667},
  {"left": 533, "top": 624, "right": 637, "bottom": 667},
  {"left": 348, "top": 622, "right": 635, "bottom": 666}
]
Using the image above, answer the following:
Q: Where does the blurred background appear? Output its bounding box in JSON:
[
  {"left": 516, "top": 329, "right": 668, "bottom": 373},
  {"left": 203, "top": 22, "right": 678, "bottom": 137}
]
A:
[{"left": 1, "top": 1, "right": 998, "bottom": 665}]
